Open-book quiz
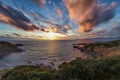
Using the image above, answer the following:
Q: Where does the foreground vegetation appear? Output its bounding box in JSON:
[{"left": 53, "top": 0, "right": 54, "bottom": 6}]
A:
[{"left": 1, "top": 56, "right": 120, "bottom": 80}]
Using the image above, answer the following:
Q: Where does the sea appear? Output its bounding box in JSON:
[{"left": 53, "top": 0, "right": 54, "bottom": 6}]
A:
[
  {"left": 0, "top": 38, "right": 120, "bottom": 70},
  {"left": 0, "top": 40, "right": 80, "bottom": 69}
]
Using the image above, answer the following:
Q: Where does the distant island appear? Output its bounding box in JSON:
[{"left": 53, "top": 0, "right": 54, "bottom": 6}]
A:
[{"left": 0, "top": 41, "right": 24, "bottom": 57}]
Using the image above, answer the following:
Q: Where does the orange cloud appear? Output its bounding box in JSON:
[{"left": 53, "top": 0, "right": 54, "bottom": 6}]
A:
[
  {"left": 64, "top": 0, "right": 117, "bottom": 32},
  {"left": 34, "top": 0, "right": 46, "bottom": 7},
  {"left": 0, "top": 13, "right": 12, "bottom": 24}
]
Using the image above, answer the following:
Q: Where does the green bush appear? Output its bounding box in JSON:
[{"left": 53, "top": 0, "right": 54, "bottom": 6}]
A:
[{"left": 1, "top": 56, "right": 120, "bottom": 80}]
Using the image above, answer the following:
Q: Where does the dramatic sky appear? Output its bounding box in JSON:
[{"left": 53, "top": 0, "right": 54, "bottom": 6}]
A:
[{"left": 0, "top": 0, "right": 120, "bottom": 40}]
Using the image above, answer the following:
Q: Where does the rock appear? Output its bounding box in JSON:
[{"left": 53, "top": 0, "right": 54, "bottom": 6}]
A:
[
  {"left": 58, "top": 62, "right": 67, "bottom": 69},
  {"left": 72, "top": 40, "right": 120, "bottom": 58},
  {"left": 0, "top": 41, "right": 24, "bottom": 57},
  {"left": 15, "top": 43, "right": 24, "bottom": 46}
]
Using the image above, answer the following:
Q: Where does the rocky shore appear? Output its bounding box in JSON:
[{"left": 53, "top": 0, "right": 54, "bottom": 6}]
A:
[
  {"left": 0, "top": 41, "right": 24, "bottom": 57},
  {"left": 73, "top": 40, "right": 120, "bottom": 59}
]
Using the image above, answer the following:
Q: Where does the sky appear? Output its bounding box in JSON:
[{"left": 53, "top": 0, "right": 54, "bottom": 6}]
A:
[{"left": 0, "top": 0, "right": 120, "bottom": 40}]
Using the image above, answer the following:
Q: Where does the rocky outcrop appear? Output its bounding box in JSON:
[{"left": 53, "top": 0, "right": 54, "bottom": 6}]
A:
[
  {"left": 0, "top": 41, "right": 24, "bottom": 57},
  {"left": 73, "top": 40, "right": 120, "bottom": 59}
]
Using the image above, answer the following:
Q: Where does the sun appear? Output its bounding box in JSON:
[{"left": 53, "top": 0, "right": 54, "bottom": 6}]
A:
[{"left": 46, "top": 32, "right": 57, "bottom": 40}]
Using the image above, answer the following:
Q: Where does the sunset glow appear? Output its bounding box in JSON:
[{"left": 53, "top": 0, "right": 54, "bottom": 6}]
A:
[
  {"left": 0, "top": 0, "right": 119, "bottom": 39},
  {"left": 46, "top": 32, "right": 57, "bottom": 40}
]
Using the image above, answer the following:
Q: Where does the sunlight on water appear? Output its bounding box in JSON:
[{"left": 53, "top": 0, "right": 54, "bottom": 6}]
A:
[
  {"left": 0, "top": 38, "right": 120, "bottom": 69},
  {"left": 0, "top": 40, "right": 77, "bottom": 69}
]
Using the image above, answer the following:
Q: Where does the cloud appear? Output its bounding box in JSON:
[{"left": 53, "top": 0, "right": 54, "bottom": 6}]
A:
[
  {"left": 0, "top": 1, "right": 72, "bottom": 34},
  {"left": 56, "top": 7, "right": 63, "bottom": 17},
  {"left": 40, "top": 22, "right": 71, "bottom": 33},
  {"left": 64, "top": 0, "right": 117, "bottom": 32},
  {"left": 41, "top": 28, "right": 49, "bottom": 32},
  {"left": 30, "top": 10, "right": 50, "bottom": 24},
  {"left": 12, "top": 33, "right": 21, "bottom": 37},
  {"left": 0, "top": 1, "right": 39, "bottom": 31},
  {"left": 84, "top": 26, "right": 120, "bottom": 38},
  {"left": 107, "top": 26, "right": 120, "bottom": 37},
  {"left": 33, "top": 0, "right": 46, "bottom": 7}
]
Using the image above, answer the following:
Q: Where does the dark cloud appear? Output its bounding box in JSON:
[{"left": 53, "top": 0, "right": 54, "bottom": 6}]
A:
[
  {"left": 40, "top": 23, "right": 71, "bottom": 33},
  {"left": 86, "top": 26, "right": 120, "bottom": 38},
  {"left": 12, "top": 33, "right": 21, "bottom": 37},
  {"left": 65, "top": 0, "right": 117, "bottom": 32},
  {"left": 0, "top": 1, "right": 72, "bottom": 34},
  {"left": 47, "top": 23, "right": 71, "bottom": 33},
  {"left": 0, "top": 1, "right": 39, "bottom": 31},
  {"left": 41, "top": 28, "right": 49, "bottom": 32}
]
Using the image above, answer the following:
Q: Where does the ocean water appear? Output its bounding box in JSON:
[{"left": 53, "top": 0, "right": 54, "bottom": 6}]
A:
[
  {"left": 0, "top": 40, "right": 82, "bottom": 69},
  {"left": 0, "top": 38, "right": 119, "bottom": 69}
]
